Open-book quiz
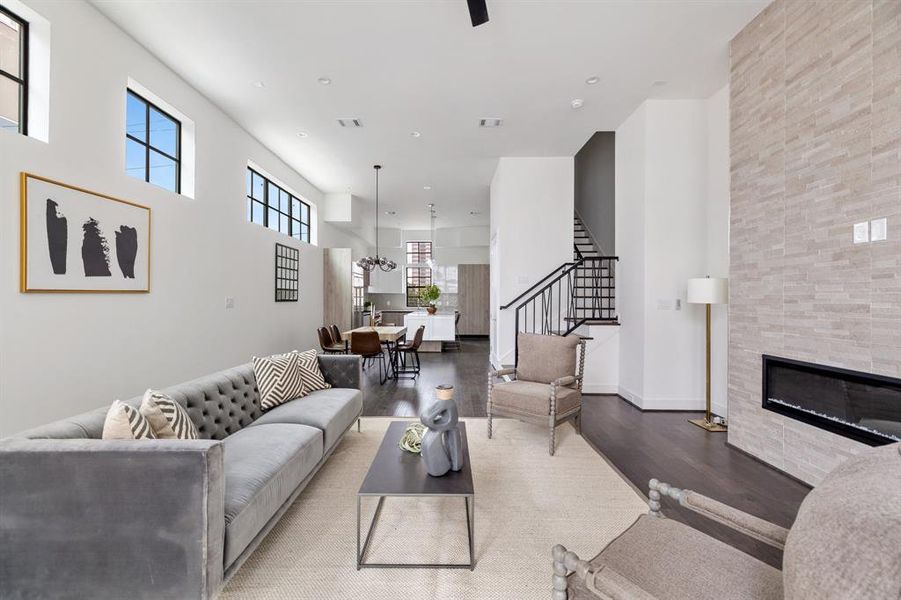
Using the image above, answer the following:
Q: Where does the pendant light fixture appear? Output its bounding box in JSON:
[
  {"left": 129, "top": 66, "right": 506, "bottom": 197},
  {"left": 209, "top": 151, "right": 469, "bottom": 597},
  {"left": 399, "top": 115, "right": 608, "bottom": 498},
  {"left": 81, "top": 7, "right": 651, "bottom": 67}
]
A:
[
  {"left": 426, "top": 203, "right": 437, "bottom": 270},
  {"left": 357, "top": 165, "right": 397, "bottom": 273}
]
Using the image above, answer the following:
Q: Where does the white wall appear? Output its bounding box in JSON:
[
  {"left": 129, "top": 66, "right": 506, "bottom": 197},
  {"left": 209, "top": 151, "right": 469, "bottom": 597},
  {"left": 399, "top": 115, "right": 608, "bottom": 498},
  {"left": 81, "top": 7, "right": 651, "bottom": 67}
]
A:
[
  {"left": 614, "top": 90, "right": 730, "bottom": 412},
  {"left": 490, "top": 157, "right": 574, "bottom": 367},
  {"left": 0, "top": 0, "right": 325, "bottom": 435}
]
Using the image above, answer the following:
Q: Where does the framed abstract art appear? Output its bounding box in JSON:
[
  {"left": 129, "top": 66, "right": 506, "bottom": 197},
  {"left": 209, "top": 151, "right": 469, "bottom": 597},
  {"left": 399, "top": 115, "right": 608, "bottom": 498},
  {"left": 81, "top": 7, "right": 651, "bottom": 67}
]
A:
[{"left": 20, "top": 173, "right": 151, "bottom": 293}]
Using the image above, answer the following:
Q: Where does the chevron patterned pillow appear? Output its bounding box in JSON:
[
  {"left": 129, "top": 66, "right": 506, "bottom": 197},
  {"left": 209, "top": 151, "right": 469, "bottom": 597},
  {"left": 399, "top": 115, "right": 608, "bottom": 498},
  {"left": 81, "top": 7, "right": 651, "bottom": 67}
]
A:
[
  {"left": 102, "top": 400, "right": 157, "bottom": 440},
  {"left": 294, "top": 349, "right": 332, "bottom": 393},
  {"left": 254, "top": 351, "right": 306, "bottom": 411},
  {"left": 140, "top": 389, "right": 199, "bottom": 440}
]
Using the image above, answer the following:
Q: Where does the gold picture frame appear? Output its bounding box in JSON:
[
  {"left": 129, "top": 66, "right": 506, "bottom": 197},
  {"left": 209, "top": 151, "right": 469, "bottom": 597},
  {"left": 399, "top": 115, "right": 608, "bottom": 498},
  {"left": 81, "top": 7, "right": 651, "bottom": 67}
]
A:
[{"left": 20, "top": 172, "right": 152, "bottom": 293}]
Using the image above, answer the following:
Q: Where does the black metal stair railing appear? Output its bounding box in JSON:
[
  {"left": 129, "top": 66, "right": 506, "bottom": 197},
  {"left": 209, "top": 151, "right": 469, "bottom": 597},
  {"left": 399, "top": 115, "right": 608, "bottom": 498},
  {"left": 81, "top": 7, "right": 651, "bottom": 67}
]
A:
[{"left": 500, "top": 246, "right": 618, "bottom": 364}]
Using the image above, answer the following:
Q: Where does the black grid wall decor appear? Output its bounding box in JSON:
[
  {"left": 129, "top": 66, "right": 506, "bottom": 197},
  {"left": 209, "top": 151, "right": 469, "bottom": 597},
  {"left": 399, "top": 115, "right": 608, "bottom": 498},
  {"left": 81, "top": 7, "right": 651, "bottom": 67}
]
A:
[{"left": 274, "top": 243, "right": 299, "bottom": 302}]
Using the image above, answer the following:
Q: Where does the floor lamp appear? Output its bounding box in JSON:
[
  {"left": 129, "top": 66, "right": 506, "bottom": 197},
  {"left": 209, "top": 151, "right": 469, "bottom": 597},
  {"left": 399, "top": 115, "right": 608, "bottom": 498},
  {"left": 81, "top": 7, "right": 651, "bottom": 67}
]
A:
[{"left": 687, "top": 276, "right": 728, "bottom": 432}]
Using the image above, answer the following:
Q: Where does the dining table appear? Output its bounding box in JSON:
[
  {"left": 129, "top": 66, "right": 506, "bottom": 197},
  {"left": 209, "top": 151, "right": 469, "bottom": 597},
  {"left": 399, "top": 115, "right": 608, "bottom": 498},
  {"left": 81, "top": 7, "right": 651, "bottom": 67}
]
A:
[{"left": 341, "top": 326, "right": 407, "bottom": 381}]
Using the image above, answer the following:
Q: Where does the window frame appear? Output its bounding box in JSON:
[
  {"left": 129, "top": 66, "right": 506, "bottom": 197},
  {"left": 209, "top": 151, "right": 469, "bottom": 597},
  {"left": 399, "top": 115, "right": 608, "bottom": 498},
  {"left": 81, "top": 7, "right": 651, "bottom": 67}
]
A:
[
  {"left": 246, "top": 166, "right": 312, "bottom": 243},
  {"left": 406, "top": 266, "right": 432, "bottom": 307},
  {"left": 126, "top": 88, "right": 182, "bottom": 193},
  {"left": 405, "top": 241, "right": 432, "bottom": 265},
  {"left": 0, "top": 6, "right": 28, "bottom": 135}
]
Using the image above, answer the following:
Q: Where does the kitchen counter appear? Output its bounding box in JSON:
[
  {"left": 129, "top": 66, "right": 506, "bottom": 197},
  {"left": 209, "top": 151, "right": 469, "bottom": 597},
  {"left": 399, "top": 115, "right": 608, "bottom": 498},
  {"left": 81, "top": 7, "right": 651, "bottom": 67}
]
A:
[{"left": 404, "top": 312, "right": 456, "bottom": 352}]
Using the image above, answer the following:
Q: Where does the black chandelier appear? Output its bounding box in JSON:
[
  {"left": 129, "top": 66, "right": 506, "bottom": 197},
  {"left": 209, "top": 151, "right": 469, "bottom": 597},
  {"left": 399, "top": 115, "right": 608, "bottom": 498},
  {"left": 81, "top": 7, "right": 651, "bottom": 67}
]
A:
[{"left": 357, "top": 165, "right": 397, "bottom": 273}]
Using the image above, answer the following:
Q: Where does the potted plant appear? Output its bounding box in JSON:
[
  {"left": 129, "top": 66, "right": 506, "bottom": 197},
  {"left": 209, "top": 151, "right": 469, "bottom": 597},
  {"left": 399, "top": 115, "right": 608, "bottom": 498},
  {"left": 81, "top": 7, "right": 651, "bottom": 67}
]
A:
[{"left": 418, "top": 284, "right": 441, "bottom": 315}]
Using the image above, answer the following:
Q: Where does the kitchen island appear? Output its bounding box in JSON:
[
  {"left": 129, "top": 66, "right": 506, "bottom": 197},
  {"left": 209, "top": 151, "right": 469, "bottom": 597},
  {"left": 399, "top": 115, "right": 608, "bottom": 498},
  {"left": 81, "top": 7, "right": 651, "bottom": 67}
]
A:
[{"left": 404, "top": 311, "right": 456, "bottom": 352}]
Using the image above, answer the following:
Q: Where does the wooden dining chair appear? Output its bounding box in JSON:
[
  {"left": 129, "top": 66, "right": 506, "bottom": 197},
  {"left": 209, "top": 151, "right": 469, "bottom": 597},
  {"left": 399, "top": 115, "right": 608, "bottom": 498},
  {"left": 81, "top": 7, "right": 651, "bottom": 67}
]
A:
[
  {"left": 351, "top": 330, "right": 387, "bottom": 384},
  {"left": 317, "top": 327, "right": 345, "bottom": 354}
]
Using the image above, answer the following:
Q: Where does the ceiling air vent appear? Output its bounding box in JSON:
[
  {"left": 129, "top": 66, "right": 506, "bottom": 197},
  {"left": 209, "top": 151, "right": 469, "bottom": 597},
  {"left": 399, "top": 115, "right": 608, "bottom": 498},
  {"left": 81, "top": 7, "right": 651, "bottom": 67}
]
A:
[
  {"left": 337, "top": 118, "right": 363, "bottom": 128},
  {"left": 479, "top": 117, "right": 502, "bottom": 128}
]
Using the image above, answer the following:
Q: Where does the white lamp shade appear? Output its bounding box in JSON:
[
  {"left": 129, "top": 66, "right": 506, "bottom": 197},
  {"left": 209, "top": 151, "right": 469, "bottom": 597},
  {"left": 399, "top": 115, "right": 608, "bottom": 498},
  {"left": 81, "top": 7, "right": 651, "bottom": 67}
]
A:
[{"left": 687, "top": 277, "right": 728, "bottom": 304}]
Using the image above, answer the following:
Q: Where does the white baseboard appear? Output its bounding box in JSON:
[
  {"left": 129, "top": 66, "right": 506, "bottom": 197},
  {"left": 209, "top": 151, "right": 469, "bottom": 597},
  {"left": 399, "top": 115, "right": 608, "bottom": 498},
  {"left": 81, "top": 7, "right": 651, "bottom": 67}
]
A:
[{"left": 617, "top": 385, "right": 643, "bottom": 408}]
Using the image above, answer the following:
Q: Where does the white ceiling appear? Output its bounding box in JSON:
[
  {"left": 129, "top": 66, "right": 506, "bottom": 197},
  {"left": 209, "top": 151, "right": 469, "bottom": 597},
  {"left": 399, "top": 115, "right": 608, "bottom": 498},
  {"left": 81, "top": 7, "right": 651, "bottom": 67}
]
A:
[{"left": 91, "top": 0, "right": 766, "bottom": 229}]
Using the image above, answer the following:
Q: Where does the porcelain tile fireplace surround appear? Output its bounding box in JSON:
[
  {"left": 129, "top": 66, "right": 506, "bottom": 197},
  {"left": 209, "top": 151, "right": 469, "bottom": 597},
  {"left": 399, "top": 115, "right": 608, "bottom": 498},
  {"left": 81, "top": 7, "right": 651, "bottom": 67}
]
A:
[{"left": 729, "top": 0, "right": 901, "bottom": 484}]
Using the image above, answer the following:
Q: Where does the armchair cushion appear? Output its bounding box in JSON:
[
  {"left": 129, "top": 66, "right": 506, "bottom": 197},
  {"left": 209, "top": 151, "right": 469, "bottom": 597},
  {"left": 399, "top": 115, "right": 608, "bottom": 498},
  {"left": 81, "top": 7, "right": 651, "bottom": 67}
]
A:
[
  {"left": 783, "top": 442, "right": 901, "bottom": 600},
  {"left": 569, "top": 515, "right": 782, "bottom": 600},
  {"left": 516, "top": 333, "right": 580, "bottom": 384},
  {"left": 491, "top": 380, "right": 580, "bottom": 416}
]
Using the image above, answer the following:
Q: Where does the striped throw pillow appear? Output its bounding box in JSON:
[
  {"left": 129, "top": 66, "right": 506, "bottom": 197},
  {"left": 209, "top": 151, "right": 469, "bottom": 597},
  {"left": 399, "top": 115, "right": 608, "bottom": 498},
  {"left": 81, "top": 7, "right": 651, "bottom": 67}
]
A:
[
  {"left": 254, "top": 351, "right": 306, "bottom": 411},
  {"left": 140, "top": 389, "right": 199, "bottom": 440},
  {"left": 294, "top": 349, "right": 332, "bottom": 393},
  {"left": 102, "top": 400, "right": 157, "bottom": 440}
]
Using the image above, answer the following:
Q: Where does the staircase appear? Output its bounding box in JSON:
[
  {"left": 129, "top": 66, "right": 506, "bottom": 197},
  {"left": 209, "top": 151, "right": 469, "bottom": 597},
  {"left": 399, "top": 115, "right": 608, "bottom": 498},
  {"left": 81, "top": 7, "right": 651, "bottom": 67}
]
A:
[{"left": 501, "top": 216, "right": 618, "bottom": 364}]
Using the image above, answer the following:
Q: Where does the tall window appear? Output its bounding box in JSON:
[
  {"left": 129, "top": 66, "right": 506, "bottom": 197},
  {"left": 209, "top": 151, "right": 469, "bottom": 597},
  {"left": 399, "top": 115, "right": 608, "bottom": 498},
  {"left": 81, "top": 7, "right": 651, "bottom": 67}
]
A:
[
  {"left": 126, "top": 90, "right": 181, "bottom": 193},
  {"left": 352, "top": 263, "right": 364, "bottom": 309},
  {"left": 406, "top": 241, "right": 432, "bottom": 264},
  {"left": 406, "top": 267, "right": 432, "bottom": 307},
  {"left": 246, "top": 167, "right": 311, "bottom": 243},
  {"left": 0, "top": 7, "right": 27, "bottom": 134}
]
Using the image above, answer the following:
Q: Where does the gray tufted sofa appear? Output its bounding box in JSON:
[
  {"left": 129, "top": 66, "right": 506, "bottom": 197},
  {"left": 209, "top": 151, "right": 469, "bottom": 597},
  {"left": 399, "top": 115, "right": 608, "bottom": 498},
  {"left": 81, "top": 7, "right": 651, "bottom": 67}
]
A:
[{"left": 0, "top": 353, "right": 362, "bottom": 600}]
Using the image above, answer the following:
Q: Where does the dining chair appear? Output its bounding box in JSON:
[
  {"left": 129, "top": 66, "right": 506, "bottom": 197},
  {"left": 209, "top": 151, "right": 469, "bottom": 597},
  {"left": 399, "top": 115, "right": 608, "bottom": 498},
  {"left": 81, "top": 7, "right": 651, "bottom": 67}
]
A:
[
  {"left": 351, "top": 330, "right": 387, "bottom": 384},
  {"left": 317, "top": 327, "right": 345, "bottom": 354},
  {"left": 394, "top": 325, "right": 425, "bottom": 379},
  {"left": 329, "top": 324, "right": 347, "bottom": 353}
]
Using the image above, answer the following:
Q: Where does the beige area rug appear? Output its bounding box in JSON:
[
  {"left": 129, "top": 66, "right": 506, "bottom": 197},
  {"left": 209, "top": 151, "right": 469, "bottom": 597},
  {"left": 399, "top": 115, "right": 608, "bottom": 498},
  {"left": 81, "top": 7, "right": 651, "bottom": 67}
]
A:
[{"left": 221, "top": 417, "right": 648, "bottom": 599}]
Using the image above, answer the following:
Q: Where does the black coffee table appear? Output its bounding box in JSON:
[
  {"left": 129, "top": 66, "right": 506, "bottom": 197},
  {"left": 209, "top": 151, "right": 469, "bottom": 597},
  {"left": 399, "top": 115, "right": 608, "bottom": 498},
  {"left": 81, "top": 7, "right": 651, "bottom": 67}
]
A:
[{"left": 356, "top": 421, "right": 475, "bottom": 570}]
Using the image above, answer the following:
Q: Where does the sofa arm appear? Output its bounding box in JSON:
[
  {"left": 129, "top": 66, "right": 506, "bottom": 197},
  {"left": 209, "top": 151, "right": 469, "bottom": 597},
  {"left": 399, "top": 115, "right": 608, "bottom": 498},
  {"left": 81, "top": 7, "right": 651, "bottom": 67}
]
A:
[
  {"left": 551, "top": 374, "right": 582, "bottom": 388},
  {"left": 491, "top": 367, "right": 516, "bottom": 378},
  {"left": 0, "top": 438, "right": 225, "bottom": 600},
  {"left": 648, "top": 479, "right": 788, "bottom": 550},
  {"left": 553, "top": 545, "right": 659, "bottom": 600},
  {"left": 318, "top": 354, "right": 362, "bottom": 389}
]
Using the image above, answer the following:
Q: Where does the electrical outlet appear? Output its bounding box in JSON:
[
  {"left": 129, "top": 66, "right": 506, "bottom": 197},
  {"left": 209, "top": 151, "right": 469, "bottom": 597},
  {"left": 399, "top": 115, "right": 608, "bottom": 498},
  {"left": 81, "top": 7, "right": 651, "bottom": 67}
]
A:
[
  {"left": 225, "top": 297, "right": 235, "bottom": 309},
  {"left": 871, "top": 218, "right": 887, "bottom": 242},
  {"left": 853, "top": 221, "right": 869, "bottom": 244}
]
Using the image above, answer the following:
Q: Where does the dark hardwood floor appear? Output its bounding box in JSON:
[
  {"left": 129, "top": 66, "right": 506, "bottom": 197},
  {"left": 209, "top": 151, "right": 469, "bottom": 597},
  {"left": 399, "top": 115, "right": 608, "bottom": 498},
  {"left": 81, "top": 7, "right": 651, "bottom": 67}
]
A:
[{"left": 360, "top": 338, "right": 810, "bottom": 568}]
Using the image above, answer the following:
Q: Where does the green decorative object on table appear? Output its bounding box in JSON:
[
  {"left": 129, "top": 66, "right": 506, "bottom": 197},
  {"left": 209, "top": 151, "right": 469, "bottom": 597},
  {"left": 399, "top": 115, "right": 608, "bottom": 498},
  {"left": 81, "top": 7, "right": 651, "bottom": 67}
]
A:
[
  {"left": 418, "top": 284, "right": 441, "bottom": 315},
  {"left": 399, "top": 423, "right": 426, "bottom": 454}
]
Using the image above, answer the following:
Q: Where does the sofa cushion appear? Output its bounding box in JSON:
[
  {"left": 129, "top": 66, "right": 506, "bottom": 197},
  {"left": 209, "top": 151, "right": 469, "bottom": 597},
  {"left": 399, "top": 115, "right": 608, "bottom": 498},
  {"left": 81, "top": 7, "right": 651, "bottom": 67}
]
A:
[
  {"left": 516, "top": 333, "right": 580, "bottom": 384},
  {"left": 783, "top": 442, "right": 901, "bottom": 600},
  {"left": 491, "top": 380, "right": 580, "bottom": 416},
  {"left": 102, "top": 400, "right": 157, "bottom": 440},
  {"left": 253, "top": 352, "right": 306, "bottom": 412},
  {"left": 568, "top": 514, "right": 782, "bottom": 600},
  {"left": 249, "top": 388, "right": 362, "bottom": 452},
  {"left": 140, "top": 390, "right": 198, "bottom": 440},
  {"left": 222, "top": 423, "right": 323, "bottom": 566}
]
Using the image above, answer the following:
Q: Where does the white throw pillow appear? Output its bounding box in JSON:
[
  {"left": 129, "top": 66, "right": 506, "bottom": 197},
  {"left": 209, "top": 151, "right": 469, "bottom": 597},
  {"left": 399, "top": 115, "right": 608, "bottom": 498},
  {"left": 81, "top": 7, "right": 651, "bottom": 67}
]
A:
[
  {"left": 294, "top": 349, "right": 332, "bottom": 393},
  {"left": 253, "top": 351, "right": 306, "bottom": 411},
  {"left": 102, "top": 400, "right": 157, "bottom": 440},
  {"left": 140, "top": 389, "right": 199, "bottom": 440}
]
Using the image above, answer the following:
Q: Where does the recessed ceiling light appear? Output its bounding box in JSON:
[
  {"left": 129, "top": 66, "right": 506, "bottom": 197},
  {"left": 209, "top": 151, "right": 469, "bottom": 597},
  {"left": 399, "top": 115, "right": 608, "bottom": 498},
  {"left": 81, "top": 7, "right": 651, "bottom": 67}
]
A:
[
  {"left": 479, "top": 117, "right": 502, "bottom": 128},
  {"left": 410, "top": 131, "right": 421, "bottom": 138},
  {"left": 571, "top": 98, "right": 584, "bottom": 109},
  {"left": 652, "top": 80, "right": 668, "bottom": 87},
  {"left": 252, "top": 81, "right": 265, "bottom": 88},
  {"left": 297, "top": 132, "right": 309, "bottom": 138},
  {"left": 423, "top": 185, "right": 432, "bottom": 191},
  {"left": 469, "top": 211, "right": 481, "bottom": 215},
  {"left": 385, "top": 210, "right": 396, "bottom": 215},
  {"left": 318, "top": 77, "right": 331, "bottom": 85},
  {"left": 336, "top": 118, "right": 363, "bottom": 127},
  {"left": 586, "top": 76, "right": 600, "bottom": 85}
]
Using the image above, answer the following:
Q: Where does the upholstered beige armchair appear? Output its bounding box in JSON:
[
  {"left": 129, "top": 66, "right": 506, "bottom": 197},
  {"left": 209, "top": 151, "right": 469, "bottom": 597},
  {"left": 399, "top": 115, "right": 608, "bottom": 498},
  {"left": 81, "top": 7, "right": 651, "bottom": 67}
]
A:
[
  {"left": 488, "top": 333, "right": 587, "bottom": 455},
  {"left": 552, "top": 442, "right": 901, "bottom": 600}
]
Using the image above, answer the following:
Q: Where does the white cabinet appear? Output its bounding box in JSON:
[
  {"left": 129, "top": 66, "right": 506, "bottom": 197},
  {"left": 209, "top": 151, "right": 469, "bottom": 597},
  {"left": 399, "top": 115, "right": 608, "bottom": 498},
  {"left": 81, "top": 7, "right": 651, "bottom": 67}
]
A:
[{"left": 404, "top": 313, "right": 455, "bottom": 341}]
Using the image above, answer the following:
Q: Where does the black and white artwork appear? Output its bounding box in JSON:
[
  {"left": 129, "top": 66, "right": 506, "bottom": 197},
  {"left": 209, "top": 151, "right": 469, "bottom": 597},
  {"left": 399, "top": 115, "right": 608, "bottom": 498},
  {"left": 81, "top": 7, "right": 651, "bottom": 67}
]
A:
[
  {"left": 275, "top": 243, "right": 299, "bottom": 302},
  {"left": 21, "top": 173, "right": 151, "bottom": 292}
]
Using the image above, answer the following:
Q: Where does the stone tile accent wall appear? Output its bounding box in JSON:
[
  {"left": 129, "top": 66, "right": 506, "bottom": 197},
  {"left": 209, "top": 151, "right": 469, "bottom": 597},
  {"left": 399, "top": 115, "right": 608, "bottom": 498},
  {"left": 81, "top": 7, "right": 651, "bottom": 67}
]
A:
[{"left": 729, "top": 0, "right": 900, "bottom": 485}]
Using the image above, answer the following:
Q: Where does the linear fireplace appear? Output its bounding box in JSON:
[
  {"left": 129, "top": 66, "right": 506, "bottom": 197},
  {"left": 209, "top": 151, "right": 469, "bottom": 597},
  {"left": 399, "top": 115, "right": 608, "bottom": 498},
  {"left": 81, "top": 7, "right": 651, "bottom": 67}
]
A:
[{"left": 762, "top": 355, "right": 901, "bottom": 446}]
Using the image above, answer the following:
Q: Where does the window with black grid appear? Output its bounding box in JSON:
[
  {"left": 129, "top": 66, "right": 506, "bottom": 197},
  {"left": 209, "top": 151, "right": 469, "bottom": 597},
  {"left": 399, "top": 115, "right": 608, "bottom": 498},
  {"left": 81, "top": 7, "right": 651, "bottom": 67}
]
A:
[
  {"left": 0, "top": 7, "right": 28, "bottom": 135},
  {"left": 405, "top": 241, "right": 432, "bottom": 264},
  {"left": 406, "top": 266, "right": 431, "bottom": 307},
  {"left": 247, "top": 167, "right": 311, "bottom": 243},
  {"left": 352, "top": 263, "right": 365, "bottom": 309},
  {"left": 274, "top": 243, "right": 299, "bottom": 302},
  {"left": 126, "top": 90, "right": 181, "bottom": 193}
]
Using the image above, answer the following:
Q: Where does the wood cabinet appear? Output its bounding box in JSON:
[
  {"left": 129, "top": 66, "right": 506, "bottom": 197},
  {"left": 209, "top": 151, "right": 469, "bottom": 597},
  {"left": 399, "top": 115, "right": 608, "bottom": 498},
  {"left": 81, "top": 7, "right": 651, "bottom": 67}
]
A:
[
  {"left": 323, "top": 248, "right": 353, "bottom": 332},
  {"left": 457, "top": 264, "right": 489, "bottom": 335}
]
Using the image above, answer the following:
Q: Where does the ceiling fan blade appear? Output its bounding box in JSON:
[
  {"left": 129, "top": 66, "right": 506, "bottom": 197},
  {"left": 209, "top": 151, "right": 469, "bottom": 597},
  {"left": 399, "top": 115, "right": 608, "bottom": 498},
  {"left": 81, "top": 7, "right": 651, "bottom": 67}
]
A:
[{"left": 467, "top": 0, "right": 489, "bottom": 27}]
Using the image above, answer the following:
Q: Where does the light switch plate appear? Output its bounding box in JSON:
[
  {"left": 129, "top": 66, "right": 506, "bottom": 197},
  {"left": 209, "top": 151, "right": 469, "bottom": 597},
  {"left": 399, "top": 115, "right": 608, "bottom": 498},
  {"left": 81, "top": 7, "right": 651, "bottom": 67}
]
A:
[
  {"left": 225, "top": 297, "right": 235, "bottom": 309},
  {"left": 853, "top": 221, "right": 869, "bottom": 244},
  {"left": 871, "top": 218, "right": 887, "bottom": 242}
]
